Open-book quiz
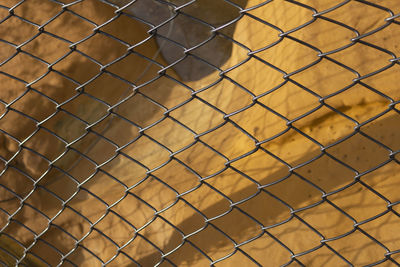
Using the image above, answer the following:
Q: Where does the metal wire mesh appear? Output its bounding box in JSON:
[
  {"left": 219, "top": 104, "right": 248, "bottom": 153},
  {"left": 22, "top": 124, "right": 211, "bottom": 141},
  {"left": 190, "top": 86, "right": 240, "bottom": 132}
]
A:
[{"left": 0, "top": 0, "right": 399, "bottom": 266}]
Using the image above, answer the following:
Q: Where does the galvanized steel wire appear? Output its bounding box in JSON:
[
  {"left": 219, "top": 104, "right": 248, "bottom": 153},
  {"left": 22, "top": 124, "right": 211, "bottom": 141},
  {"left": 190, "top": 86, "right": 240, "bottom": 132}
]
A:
[{"left": 0, "top": 0, "right": 399, "bottom": 266}]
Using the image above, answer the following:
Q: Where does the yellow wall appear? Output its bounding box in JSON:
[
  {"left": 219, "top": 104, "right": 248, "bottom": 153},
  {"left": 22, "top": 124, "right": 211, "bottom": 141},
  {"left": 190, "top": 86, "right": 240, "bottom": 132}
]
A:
[{"left": 0, "top": 0, "right": 399, "bottom": 266}]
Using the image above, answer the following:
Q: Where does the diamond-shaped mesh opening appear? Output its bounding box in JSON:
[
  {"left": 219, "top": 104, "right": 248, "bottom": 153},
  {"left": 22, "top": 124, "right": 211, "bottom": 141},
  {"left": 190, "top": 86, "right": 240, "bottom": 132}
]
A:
[{"left": 0, "top": 0, "right": 399, "bottom": 266}]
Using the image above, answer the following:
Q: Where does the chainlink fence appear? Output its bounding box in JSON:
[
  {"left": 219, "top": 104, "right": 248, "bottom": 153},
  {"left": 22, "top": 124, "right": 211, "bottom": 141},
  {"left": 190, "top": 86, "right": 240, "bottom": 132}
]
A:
[{"left": 0, "top": 0, "right": 399, "bottom": 266}]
